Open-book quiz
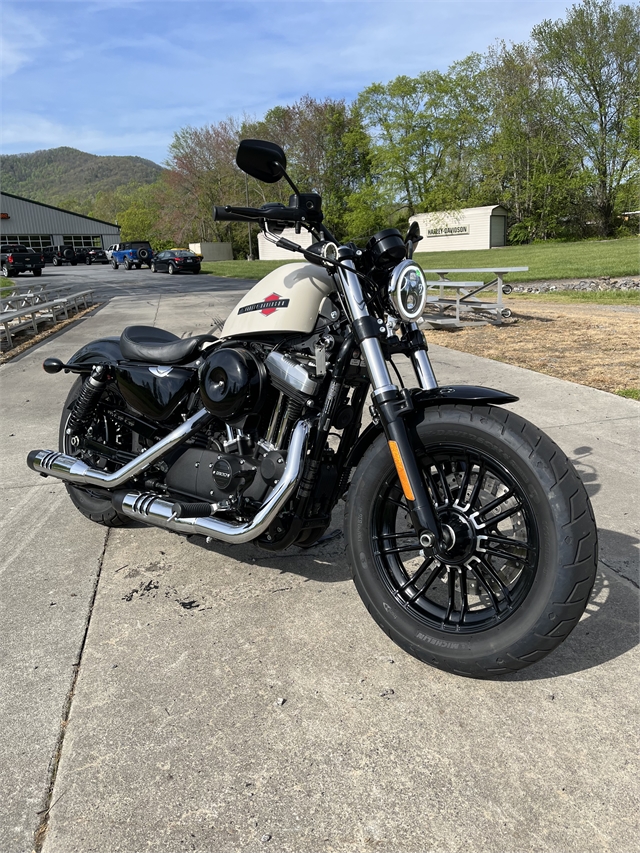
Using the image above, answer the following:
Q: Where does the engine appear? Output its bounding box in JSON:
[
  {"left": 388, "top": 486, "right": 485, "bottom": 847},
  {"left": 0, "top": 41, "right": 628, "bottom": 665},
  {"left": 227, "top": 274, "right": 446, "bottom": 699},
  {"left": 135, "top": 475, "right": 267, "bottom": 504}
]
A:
[{"left": 165, "top": 344, "right": 323, "bottom": 508}]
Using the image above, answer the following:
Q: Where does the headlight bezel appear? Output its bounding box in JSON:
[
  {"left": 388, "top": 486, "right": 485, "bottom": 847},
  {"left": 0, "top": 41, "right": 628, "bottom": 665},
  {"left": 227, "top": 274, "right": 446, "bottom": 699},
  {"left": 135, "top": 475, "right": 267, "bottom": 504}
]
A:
[{"left": 388, "top": 259, "right": 427, "bottom": 321}]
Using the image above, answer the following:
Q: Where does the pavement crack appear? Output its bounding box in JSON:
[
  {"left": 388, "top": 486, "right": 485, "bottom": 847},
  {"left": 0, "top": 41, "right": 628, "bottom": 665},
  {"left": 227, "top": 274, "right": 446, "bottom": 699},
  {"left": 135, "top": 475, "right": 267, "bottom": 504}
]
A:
[{"left": 32, "top": 526, "right": 111, "bottom": 852}]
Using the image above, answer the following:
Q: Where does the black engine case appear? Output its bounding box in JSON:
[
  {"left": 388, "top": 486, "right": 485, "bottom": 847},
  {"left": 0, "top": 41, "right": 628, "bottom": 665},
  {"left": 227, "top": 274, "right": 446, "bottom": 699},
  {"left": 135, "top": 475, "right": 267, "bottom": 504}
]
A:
[{"left": 166, "top": 447, "right": 268, "bottom": 503}]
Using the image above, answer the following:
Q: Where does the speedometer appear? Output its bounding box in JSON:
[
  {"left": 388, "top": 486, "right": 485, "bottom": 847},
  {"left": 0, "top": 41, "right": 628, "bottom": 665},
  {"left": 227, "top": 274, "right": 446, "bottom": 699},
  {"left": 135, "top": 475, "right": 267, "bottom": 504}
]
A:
[{"left": 389, "top": 260, "right": 427, "bottom": 321}]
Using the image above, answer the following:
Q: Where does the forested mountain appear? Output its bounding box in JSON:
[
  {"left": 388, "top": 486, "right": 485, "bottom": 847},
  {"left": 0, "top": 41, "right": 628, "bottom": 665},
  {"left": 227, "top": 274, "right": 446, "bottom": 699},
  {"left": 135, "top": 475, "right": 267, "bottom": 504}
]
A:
[{"left": 0, "top": 147, "right": 164, "bottom": 212}]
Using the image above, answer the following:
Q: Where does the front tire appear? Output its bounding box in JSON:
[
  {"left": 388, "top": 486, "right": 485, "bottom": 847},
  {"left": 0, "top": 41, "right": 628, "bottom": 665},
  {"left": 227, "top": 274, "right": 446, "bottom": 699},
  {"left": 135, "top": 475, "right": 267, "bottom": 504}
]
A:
[
  {"left": 58, "top": 378, "right": 131, "bottom": 527},
  {"left": 345, "top": 405, "right": 597, "bottom": 678}
]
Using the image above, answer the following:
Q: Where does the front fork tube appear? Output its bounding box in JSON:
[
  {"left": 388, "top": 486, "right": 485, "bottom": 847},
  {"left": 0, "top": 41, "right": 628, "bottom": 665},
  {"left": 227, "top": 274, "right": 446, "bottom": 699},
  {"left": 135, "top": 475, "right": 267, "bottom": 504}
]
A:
[
  {"left": 377, "top": 397, "right": 441, "bottom": 547},
  {"left": 337, "top": 256, "right": 440, "bottom": 544}
]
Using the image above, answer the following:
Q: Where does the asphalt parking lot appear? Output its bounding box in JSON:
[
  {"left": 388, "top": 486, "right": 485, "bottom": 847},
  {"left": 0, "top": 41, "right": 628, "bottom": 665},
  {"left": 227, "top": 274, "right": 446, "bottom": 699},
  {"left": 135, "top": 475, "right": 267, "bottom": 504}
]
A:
[
  {"left": 1, "top": 273, "right": 638, "bottom": 853},
  {"left": 27, "top": 260, "right": 256, "bottom": 303}
]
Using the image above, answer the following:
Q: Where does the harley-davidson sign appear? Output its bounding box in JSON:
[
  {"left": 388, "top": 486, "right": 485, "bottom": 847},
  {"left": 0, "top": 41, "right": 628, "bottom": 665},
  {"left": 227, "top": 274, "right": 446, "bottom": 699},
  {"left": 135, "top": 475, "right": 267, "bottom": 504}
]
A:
[
  {"left": 426, "top": 225, "right": 469, "bottom": 237},
  {"left": 238, "top": 292, "right": 290, "bottom": 316}
]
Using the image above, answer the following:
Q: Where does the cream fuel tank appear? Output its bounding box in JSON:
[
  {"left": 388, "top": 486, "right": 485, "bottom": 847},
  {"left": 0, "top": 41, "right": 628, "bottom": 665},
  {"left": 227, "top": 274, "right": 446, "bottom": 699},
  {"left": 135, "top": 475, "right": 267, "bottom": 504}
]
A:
[{"left": 220, "top": 263, "right": 336, "bottom": 338}]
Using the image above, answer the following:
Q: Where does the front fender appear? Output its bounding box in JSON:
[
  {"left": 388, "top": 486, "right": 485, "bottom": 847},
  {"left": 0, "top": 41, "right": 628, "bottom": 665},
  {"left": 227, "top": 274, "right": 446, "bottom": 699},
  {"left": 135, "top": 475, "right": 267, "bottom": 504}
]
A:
[{"left": 346, "top": 385, "right": 518, "bottom": 471}]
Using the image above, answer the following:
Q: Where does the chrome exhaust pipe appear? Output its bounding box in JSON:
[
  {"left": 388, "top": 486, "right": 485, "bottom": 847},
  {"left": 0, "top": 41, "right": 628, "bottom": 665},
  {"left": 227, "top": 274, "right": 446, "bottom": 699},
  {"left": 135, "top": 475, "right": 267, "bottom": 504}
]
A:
[
  {"left": 27, "top": 408, "right": 212, "bottom": 489},
  {"left": 112, "top": 419, "right": 311, "bottom": 544}
]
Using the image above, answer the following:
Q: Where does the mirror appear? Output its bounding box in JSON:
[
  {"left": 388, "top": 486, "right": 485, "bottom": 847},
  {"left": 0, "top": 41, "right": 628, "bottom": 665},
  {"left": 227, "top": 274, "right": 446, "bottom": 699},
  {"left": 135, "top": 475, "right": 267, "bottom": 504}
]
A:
[{"left": 236, "top": 139, "right": 287, "bottom": 184}]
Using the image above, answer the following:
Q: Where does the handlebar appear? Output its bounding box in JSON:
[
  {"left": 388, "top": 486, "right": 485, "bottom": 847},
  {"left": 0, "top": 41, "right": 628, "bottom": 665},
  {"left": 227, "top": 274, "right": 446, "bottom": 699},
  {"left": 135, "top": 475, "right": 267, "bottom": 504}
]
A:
[{"left": 213, "top": 204, "right": 320, "bottom": 224}]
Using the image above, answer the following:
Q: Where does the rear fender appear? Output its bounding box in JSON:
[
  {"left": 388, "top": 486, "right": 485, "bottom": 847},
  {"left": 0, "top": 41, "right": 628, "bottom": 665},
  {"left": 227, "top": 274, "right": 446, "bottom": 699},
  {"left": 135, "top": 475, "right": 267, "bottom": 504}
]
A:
[
  {"left": 346, "top": 385, "right": 519, "bottom": 471},
  {"left": 65, "top": 336, "right": 123, "bottom": 373}
]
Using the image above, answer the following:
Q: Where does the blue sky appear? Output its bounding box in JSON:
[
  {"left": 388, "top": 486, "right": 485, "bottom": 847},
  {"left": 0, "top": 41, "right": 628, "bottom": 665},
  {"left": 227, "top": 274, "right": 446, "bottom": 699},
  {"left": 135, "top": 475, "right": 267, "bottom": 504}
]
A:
[{"left": 2, "top": 0, "right": 578, "bottom": 165}]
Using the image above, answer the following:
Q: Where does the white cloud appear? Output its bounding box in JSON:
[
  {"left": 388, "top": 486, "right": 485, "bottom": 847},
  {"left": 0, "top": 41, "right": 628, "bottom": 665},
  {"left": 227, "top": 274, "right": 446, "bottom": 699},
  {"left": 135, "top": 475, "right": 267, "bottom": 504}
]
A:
[{"left": 0, "top": 11, "right": 48, "bottom": 77}]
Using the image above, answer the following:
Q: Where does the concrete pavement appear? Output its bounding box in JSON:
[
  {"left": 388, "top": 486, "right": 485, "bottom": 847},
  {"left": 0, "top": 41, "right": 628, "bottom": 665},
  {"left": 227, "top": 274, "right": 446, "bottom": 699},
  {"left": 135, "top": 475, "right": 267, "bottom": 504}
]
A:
[{"left": 1, "top": 287, "right": 637, "bottom": 853}]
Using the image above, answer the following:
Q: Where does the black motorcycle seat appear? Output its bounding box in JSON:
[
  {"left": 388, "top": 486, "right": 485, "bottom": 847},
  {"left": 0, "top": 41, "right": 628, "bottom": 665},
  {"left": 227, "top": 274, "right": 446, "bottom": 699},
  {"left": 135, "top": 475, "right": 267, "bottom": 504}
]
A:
[{"left": 120, "top": 325, "right": 215, "bottom": 364}]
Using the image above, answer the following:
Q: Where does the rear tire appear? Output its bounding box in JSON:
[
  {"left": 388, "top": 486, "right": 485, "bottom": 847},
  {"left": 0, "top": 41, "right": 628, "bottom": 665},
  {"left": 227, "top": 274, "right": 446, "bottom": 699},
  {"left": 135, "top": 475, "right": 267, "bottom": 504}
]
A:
[
  {"left": 345, "top": 405, "right": 598, "bottom": 678},
  {"left": 124, "top": 259, "right": 131, "bottom": 270},
  {"left": 168, "top": 263, "right": 175, "bottom": 275},
  {"left": 59, "top": 378, "right": 131, "bottom": 527},
  {"left": 33, "top": 268, "right": 42, "bottom": 277}
]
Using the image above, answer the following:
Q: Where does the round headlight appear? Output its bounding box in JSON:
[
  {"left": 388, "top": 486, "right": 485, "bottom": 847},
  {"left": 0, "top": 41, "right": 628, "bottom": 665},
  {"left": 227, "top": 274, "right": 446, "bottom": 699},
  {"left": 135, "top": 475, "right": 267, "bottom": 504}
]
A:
[{"left": 389, "top": 260, "right": 427, "bottom": 321}]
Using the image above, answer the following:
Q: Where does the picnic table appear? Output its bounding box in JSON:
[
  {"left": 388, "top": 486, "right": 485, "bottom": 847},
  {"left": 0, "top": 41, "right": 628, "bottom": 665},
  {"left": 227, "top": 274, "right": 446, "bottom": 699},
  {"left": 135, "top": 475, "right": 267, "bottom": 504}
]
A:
[
  {"left": 420, "top": 266, "right": 528, "bottom": 327},
  {"left": 0, "top": 282, "right": 94, "bottom": 349}
]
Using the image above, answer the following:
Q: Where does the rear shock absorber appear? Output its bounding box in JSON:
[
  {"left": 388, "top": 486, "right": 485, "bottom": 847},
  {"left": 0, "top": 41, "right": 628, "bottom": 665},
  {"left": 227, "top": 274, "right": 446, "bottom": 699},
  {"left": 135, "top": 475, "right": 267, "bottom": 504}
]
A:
[{"left": 66, "top": 365, "right": 107, "bottom": 436}]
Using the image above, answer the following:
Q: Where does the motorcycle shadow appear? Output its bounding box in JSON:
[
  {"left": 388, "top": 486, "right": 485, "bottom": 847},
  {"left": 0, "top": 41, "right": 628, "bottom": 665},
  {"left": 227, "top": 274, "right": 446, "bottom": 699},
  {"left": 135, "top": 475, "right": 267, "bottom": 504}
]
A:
[
  {"left": 507, "top": 526, "right": 639, "bottom": 681},
  {"left": 179, "top": 503, "right": 352, "bottom": 584}
]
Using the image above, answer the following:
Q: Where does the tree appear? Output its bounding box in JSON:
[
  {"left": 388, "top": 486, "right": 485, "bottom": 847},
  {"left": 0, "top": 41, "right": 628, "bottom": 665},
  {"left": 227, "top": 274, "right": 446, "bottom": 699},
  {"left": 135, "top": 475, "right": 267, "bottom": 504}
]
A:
[
  {"left": 242, "top": 96, "right": 373, "bottom": 241},
  {"left": 476, "top": 42, "right": 588, "bottom": 242},
  {"left": 532, "top": 0, "right": 640, "bottom": 234}
]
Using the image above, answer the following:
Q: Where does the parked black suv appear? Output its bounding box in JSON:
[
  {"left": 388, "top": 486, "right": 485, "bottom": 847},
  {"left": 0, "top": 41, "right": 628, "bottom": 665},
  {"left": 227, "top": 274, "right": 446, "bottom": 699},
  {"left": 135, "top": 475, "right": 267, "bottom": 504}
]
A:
[
  {"left": 43, "top": 245, "right": 79, "bottom": 266},
  {"left": 84, "top": 247, "right": 108, "bottom": 265}
]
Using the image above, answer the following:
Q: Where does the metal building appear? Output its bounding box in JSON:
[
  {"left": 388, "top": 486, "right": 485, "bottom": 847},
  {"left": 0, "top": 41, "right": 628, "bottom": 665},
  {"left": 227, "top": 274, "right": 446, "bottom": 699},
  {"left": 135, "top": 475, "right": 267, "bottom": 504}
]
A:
[
  {"left": 0, "top": 191, "right": 120, "bottom": 250},
  {"left": 409, "top": 205, "right": 508, "bottom": 252}
]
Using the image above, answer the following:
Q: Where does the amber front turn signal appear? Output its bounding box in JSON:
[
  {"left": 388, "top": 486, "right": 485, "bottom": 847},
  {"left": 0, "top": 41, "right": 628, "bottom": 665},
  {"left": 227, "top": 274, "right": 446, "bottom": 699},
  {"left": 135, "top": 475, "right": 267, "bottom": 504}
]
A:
[{"left": 388, "top": 440, "right": 415, "bottom": 501}]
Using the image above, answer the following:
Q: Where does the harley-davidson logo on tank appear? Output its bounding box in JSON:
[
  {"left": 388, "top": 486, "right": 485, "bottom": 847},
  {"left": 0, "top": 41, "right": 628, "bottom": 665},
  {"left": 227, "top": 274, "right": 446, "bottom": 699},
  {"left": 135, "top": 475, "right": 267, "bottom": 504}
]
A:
[
  {"left": 221, "top": 262, "right": 336, "bottom": 338},
  {"left": 238, "top": 293, "right": 290, "bottom": 316}
]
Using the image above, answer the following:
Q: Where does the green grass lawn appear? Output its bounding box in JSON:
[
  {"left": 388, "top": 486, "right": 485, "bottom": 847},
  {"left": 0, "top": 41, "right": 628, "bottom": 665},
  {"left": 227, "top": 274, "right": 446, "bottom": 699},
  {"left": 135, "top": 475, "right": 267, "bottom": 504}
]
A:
[
  {"left": 506, "top": 289, "right": 639, "bottom": 305},
  {"left": 201, "top": 237, "right": 639, "bottom": 284}
]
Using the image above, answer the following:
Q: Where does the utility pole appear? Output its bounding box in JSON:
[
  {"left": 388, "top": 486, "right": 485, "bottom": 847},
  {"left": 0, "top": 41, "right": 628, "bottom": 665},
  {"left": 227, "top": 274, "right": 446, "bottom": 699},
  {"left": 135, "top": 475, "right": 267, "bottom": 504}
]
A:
[{"left": 245, "top": 172, "right": 254, "bottom": 261}]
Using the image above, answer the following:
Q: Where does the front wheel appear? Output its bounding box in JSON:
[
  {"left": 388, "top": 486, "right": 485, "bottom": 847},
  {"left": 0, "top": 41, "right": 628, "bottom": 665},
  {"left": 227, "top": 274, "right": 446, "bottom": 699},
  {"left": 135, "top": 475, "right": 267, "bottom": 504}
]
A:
[
  {"left": 151, "top": 262, "right": 157, "bottom": 273},
  {"left": 345, "top": 405, "right": 597, "bottom": 678}
]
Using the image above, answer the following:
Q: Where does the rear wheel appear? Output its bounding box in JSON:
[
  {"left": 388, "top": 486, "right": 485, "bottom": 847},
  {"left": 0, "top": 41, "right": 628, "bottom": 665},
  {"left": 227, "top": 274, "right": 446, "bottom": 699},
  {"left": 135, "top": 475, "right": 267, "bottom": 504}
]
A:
[
  {"left": 168, "top": 263, "right": 176, "bottom": 275},
  {"left": 53, "top": 257, "right": 60, "bottom": 266},
  {"left": 85, "top": 257, "right": 92, "bottom": 265},
  {"left": 33, "top": 268, "right": 42, "bottom": 277},
  {"left": 58, "top": 377, "right": 132, "bottom": 527},
  {"left": 1, "top": 265, "right": 9, "bottom": 277},
  {"left": 124, "top": 259, "right": 131, "bottom": 270},
  {"left": 345, "top": 405, "right": 598, "bottom": 678}
]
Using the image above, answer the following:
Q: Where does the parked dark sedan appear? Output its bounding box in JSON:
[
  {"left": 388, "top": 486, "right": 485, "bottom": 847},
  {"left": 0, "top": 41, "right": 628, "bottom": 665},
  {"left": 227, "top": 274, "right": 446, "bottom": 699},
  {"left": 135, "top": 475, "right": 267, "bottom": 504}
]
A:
[
  {"left": 84, "top": 248, "right": 108, "bottom": 264},
  {"left": 150, "top": 250, "right": 201, "bottom": 275}
]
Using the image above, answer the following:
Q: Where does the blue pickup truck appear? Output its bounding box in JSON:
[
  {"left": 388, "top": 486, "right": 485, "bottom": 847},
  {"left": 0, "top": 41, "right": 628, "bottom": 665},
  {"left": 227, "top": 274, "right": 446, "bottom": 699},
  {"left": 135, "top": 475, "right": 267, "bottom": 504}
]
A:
[{"left": 110, "top": 241, "right": 153, "bottom": 270}]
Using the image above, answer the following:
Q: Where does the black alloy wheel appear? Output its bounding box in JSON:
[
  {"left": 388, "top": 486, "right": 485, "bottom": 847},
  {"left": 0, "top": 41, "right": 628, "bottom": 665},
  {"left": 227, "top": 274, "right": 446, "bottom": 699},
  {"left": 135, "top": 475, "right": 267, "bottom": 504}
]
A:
[
  {"left": 85, "top": 257, "right": 92, "bottom": 265},
  {"left": 372, "top": 445, "right": 538, "bottom": 634}
]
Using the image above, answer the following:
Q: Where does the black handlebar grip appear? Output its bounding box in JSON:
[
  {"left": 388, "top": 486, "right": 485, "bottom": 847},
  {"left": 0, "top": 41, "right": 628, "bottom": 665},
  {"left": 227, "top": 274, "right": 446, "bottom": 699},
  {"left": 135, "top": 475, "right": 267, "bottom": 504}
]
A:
[{"left": 213, "top": 206, "right": 255, "bottom": 222}]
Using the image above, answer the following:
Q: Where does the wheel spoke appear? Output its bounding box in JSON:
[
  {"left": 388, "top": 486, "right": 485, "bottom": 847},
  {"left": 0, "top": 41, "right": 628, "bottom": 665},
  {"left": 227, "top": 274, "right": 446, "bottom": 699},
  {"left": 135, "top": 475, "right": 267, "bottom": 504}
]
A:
[
  {"left": 402, "top": 559, "right": 443, "bottom": 598},
  {"left": 433, "top": 461, "right": 454, "bottom": 506},
  {"left": 468, "top": 563, "right": 501, "bottom": 612},
  {"left": 454, "top": 457, "right": 474, "bottom": 508},
  {"left": 476, "top": 556, "right": 513, "bottom": 604},
  {"left": 475, "top": 502, "right": 524, "bottom": 529},
  {"left": 459, "top": 569, "right": 469, "bottom": 623},
  {"left": 473, "top": 489, "right": 514, "bottom": 519},
  {"left": 485, "top": 547, "right": 527, "bottom": 564},
  {"left": 377, "top": 542, "right": 422, "bottom": 557},
  {"left": 376, "top": 530, "right": 419, "bottom": 541},
  {"left": 444, "top": 569, "right": 456, "bottom": 623},
  {"left": 467, "top": 463, "right": 486, "bottom": 511},
  {"left": 481, "top": 533, "right": 535, "bottom": 552}
]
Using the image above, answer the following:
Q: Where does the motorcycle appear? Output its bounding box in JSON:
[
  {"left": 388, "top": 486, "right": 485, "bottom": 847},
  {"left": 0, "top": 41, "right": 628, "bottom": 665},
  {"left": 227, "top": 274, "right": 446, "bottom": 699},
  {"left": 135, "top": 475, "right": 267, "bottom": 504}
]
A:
[{"left": 27, "top": 139, "right": 598, "bottom": 678}]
